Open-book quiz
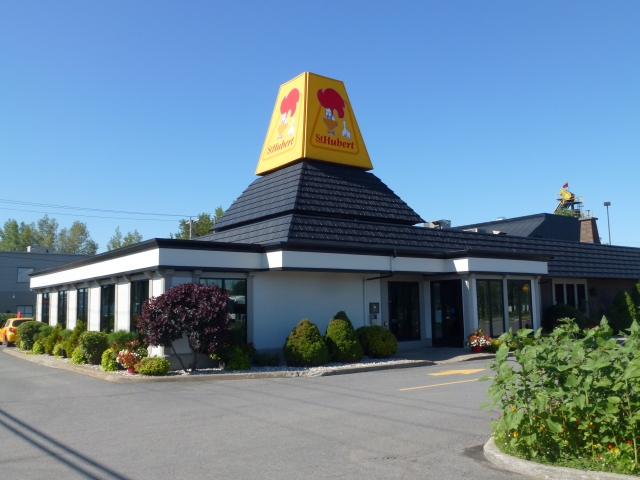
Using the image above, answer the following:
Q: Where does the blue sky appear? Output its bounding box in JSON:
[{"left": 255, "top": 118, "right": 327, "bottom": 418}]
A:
[{"left": 1, "top": 1, "right": 638, "bottom": 250}]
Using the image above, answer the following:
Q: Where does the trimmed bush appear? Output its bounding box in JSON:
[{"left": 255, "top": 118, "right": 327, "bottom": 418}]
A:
[
  {"left": 225, "top": 345, "right": 251, "bottom": 370},
  {"left": 283, "top": 319, "right": 330, "bottom": 367},
  {"left": 632, "top": 284, "right": 640, "bottom": 316},
  {"left": 52, "top": 343, "right": 65, "bottom": 358},
  {"left": 107, "top": 330, "right": 139, "bottom": 347},
  {"left": 355, "top": 326, "right": 398, "bottom": 358},
  {"left": 0, "top": 313, "right": 14, "bottom": 325},
  {"left": 101, "top": 348, "right": 118, "bottom": 371},
  {"left": 78, "top": 331, "right": 109, "bottom": 365},
  {"left": 65, "top": 321, "right": 87, "bottom": 358},
  {"left": 610, "top": 291, "right": 638, "bottom": 334},
  {"left": 16, "top": 321, "right": 42, "bottom": 351},
  {"left": 70, "top": 346, "right": 86, "bottom": 365},
  {"left": 542, "top": 303, "right": 586, "bottom": 332},
  {"left": 34, "top": 323, "right": 53, "bottom": 343},
  {"left": 32, "top": 340, "right": 44, "bottom": 355},
  {"left": 44, "top": 324, "right": 63, "bottom": 355},
  {"left": 136, "top": 357, "right": 171, "bottom": 376},
  {"left": 252, "top": 352, "right": 280, "bottom": 367},
  {"left": 324, "top": 312, "right": 363, "bottom": 363}
]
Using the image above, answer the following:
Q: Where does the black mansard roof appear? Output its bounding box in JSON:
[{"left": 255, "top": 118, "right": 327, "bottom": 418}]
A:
[{"left": 211, "top": 161, "right": 425, "bottom": 232}]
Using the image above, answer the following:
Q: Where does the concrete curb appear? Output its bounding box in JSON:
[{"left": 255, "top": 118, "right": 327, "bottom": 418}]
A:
[
  {"left": 484, "top": 436, "right": 636, "bottom": 479},
  {"left": 2, "top": 347, "right": 493, "bottom": 383}
]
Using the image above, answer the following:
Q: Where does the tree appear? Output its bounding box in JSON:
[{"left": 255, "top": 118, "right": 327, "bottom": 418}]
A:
[
  {"left": 0, "top": 215, "right": 58, "bottom": 251},
  {"left": 138, "top": 282, "right": 230, "bottom": 372},
  {"left": 170, "top": 208, "right": 224, "bottom": 240},
  {"left": 610, "top": 291, "right": 638, "bottom": 334},
  {"left": 56, "top": 221, "right": 98, "bottom": 254},
  {"left": 107, "top": 227, "right": 143, "bottom": 251}
]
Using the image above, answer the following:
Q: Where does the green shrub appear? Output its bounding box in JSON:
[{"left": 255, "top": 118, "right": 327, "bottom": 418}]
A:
[
  {"left": 101, "top": 348, "right": 118, "bottom": 371},
  {"left": 224, "top": 345, "right": 251, "bottom": 370},
  {"left": 34, "top": 323, "right": 53, "bottom": 343},
  {"left": 107, "top": 330, "right": 139, "bottom": 347},
  {"left": 16, "top": 321, "right": 43, "bottom": 351},
  {"left": 44, "top": 324, "right": 63, "bottom": 355},
  {"left": 52, "top": 342, "right": 65, "bottom": 358},
  {"left": 252, "top": 352, "right": 280, "bottom": 367},
  {"left": 610, "top": 291, "right": 637, "bottom": 334},
  {"left": 78, "top": 331, "right": 109, "bottom": 364},
  {"left": 0, "top": 313, "right": 14, "bottom": 325},
  {"left": 483, "top": 338, "right": 502, "bottom": 353},
  {"left": 70, "top": 346, "right": 86, "bottom": 365},
  {"left": 355, "top": 325, "right": 398, "bottom": 358},
  {"left": 136, "top": 357, "right": 171, "bottom": 376},
  {"left": 484, "top": 318, "right": 640, "bottom": 475},
  {"left": 31, "top": 340, "right": 44, "bottom": 355},
  {"left": 324, "top": 312, "right": 363, "bottom": 363},
  {"left": 542, "top": 303, "right": 586, "bottom": 331},
  {"left": 65, "top": 321, "right": 87, "bottom": 358},
  {"left": 632, "top": 284, "right": 640, "bottom": 314},
  {"left": 283, "top": 319, "right": 330, "bottom": 367}
]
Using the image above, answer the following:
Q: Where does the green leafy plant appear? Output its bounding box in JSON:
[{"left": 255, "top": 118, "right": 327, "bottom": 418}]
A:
[
  {"left": 483, "top": 317, "right": 640, "bottom": 475},
  {"left": 78, "top": 331, "right": 109, "bottom": 364},
  {"left": 252, "top": 352, "right": 280, "bottom": 367},
  {"left": 135, "top": 357, "right": 171, "bottom": 376},
  {"left": 355, "top": 325, "right": 398, "bottom": 358},
  {"left": 16, "top": 321, "right": 43, "bottom": 351},
  {"left": 64, "top": 321, "right": 87, "bottom": 358},
  {"left": 610, "top": 291, "right": 638, "bottom": 334},
  {"left": 70, "top": 345, "right": 86, "bottom": 365},
  {"left": 324, "top": 311, "right": 363, "bottom": 363},
  {"left": 224, "top": 345, "right": 251, "bottom": 370},
  {"left": 101, "top": 347, "right": 118, "bottom": 371},
  {"left": 632, "top": 284, "right": 640, "bottom": 314},
  {"left": 31, "top": 340, "right": 44, "bottom": 355},
  {"left": 107, "top": 330, "right": 139, "bottom": 347},
  {"left": 116, "top": 340, "right": 147, "bottom": 370},
  {"left": 283, "top": 319, "right": 330, "bottom": 367},
  {"left": 543, "top": 303, "right": 587, "bottom": 331},
  {"left": 44, "top": 324, "right": 63, "bottom": 355},
  {"left": 52, "top": 342, "right": 65, "bottom": 358}
]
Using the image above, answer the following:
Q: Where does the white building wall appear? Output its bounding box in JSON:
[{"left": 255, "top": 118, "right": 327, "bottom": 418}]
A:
[
  {"left": 116, "top": 281, "right": 130, "bottom": 332},
  {"left": 68, "top": 289, "right": 78, "bottom": 330},
  {"left": 88, "top": 285, "right": 101, "bottom": 331},
  {"left": 36, "top": 293, "right": 42, "bottom": 323},
  {"left": 50, "top": 291, "right": 59, "bottom": 327},
  {"left": 363, "top": 278, "right": 381, "bottom": 327},
  {"left": 151, "top": 276, "right": 164, "bottom": 298},
  {"left": 252, "top": 271, "right": 368, "bottom": 350}
]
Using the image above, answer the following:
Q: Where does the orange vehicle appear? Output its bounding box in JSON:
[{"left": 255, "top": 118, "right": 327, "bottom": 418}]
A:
[{"left": 1, "top": 317, "right": 35, "bottom": 346}]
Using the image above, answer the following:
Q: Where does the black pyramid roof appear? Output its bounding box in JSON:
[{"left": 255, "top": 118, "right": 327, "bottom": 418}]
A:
[{"left": 211, "top": 161, "right": 425, "bottom": 232}]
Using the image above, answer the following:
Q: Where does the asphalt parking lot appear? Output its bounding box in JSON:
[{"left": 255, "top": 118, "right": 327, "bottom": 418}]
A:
[{"left": 0, "top": 348, "right": 522, "bottom": 479}]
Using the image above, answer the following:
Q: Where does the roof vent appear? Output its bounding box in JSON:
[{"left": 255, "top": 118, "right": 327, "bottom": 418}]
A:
[
  {"left": 27, "top": 246, "right": 56, "bottom": 254},
  {"left": 424, "top": 219, "right": 451, "bottom": 229},
  {"left": 496, "top": 217, "right": 507, "bottom": 221}
]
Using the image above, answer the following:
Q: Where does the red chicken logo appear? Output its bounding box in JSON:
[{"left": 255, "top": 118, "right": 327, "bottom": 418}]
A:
[
  {"left": 317, "top": 88, "right": 351, "bottom": 139},
  {"left": 277, "top": 88, "right": 300, "bottom": 140}
]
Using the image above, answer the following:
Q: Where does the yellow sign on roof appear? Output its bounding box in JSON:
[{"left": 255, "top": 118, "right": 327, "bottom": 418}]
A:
[{"left": 256, "top": 72, "right": 372, "bottom": 175}]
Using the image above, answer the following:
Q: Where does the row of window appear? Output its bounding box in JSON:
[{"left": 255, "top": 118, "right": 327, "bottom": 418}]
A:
[
  {"left": 477, "top": 279, "right": 533, "bottom": 337},
  {"left": 40, "top": 279, "right": 247, "bottom": 341}
]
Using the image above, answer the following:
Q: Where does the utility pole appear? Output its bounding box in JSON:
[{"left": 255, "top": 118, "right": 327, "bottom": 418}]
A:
[{"left": 604, "top": 202, "right": 611, "bottom": 245}]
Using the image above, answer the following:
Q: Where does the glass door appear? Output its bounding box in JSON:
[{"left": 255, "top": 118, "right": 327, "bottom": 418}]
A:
[
  {"left": 388, "top": 282, "right": 420, "bottom": 341},
  {"left": 431, "top": 280, "right": 464, "bottom": 347}
]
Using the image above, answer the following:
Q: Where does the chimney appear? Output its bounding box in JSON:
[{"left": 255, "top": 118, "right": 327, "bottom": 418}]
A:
[{"left": 579, "top": 217, "right": 601, "bottom": 244}]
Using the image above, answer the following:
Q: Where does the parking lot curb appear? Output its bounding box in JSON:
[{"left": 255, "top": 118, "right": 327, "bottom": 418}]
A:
[
  {"left": 2, "top": 347, "right": 492, "bottom": 383},
  {"left": 484, "top": 436, "right": 636, "bottom": 479}
]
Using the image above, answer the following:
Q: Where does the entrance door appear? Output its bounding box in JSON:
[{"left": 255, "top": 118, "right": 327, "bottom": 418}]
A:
[
  {"left": 388, "top": 282, "right": 420, "bottom": 341},
  {"left": 431, "top": 280, "right": 464, "bottom": 347}
]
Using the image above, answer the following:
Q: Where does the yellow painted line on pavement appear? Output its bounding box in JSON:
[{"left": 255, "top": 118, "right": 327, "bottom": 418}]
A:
[
  {"left": 428, "top": 368, "right": 485, "bottom": 376},
  {"left": 400, "top": 376, "right": 493, "bottom": 391}
]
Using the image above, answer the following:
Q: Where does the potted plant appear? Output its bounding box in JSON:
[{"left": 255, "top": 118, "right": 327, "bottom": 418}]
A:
[
  {"left": 116, "top": 340, "right": 147, "bottom": 374},
  {"left": 467, "top": 328, "right": 491, "bottom": 353}
]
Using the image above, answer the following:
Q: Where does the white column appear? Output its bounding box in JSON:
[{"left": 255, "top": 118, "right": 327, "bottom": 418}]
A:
[
  {"left": 68, "top": 289, "right": 78, "bottom": 330},
  {"left": 532, "top": 277, "right": 541, "bottom": 331},
  {"left": 89, "top": 284, "right": 101, "bottom": 331},
  {"left": 50, "top": 292, "right": 59, "bottom": 327},
  {"left": 116, "top": 280, "right": 131, "bottom": 332},
  {"left": 462, "top": 276, "right": 477, "bottom": 340},
  {"left": 36, "top": 293, "right": 42, "bottom": 323}
]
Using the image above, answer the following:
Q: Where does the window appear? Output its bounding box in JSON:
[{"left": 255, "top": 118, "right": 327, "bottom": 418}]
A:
[
  {"left": 100, "top": 285, "right": 115, "bottom": 333},
  {"left": 17, "top": 267, "right": 34, "bottom": 283},
  {"left": 77, "top": 288, "right": 88, "bottom": 324},
  {"left": 200, "top": 278, "right": 247, "bottom": 342},
  {"left": 130, "top": 280, "right": 149, "bottom": 332},
  {"left": 42, "top": 293, "right": 50, "bottom": 325},
  {"left": 17, "top": 305, "right": 34, "bottom": 316},
  {"left": 476, "top": 280, "right": 504, "bottom": 337},
  {"left": 553, "top": 281, "right": 588, "bottom": 312},
  {"left": 508, "top": 280, "right": 532, "bottom": 332},
  {"left": 58, "top": 290, "right": 67, "bottom": 329}
]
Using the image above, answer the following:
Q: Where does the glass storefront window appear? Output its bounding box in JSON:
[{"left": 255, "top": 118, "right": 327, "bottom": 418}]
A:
[
  {"left": 200, "top": 278, "right": 247, "bottom": 343},
  {"left": 42, "top": 293, "right": 50, "bottom": 325},
  {"left": 508, "top": 280, "right": 532, "bottom": 333},
  {"left": 130, "top": 280, "right": 149, "bottom": 332},
  {"left": 100, "top": 285, "right": 115, "bottom": 333},
  {"left": 77, "top": 288, "right": 88, "bottom": 324},
  {"left": 476, "top": 280, "right": 504, "bottom": 337},
  {"left": 58, "top": 290, "right": 67, "bottom": 329}
]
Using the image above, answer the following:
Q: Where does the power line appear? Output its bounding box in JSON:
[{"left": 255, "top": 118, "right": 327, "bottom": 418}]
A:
[
  {"left": 0, "top": 206, "right": 180, "bottom": 222},
  {"left": 0, "top": 198, "right": 191, "bottom": 218}
]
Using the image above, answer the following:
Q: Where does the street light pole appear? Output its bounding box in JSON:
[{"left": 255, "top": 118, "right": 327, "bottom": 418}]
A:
[{"left": 604, "top": 202, "right": 611, "bottom": 245}]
